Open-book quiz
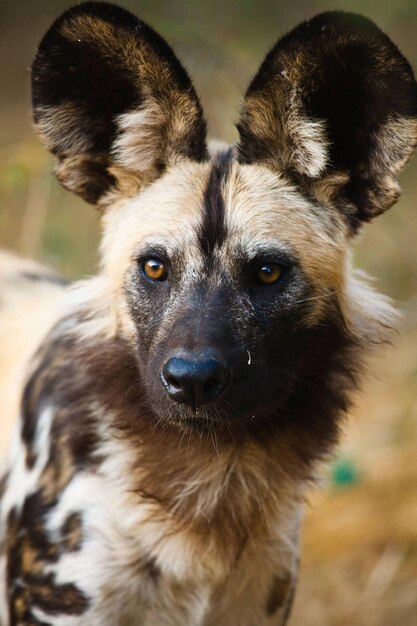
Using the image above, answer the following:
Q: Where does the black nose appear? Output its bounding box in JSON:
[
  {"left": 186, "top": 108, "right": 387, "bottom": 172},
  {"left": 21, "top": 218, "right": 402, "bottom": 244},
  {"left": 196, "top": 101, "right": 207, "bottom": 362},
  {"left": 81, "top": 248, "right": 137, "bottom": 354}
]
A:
[{"left": 160, "top": 352, "right": 230, "bottom": 408}]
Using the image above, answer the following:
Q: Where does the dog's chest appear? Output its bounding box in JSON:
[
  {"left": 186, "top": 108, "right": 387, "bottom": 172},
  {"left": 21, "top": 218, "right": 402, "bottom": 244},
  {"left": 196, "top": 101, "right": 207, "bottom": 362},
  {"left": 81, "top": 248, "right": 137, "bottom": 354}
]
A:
[
  {"left": 101, "top": 461, "right": 300, "bottom": 626},
  {"left": 71, "top": 483, "right": 300, "bottom": 626},
  {"left": 0, "top": 401, "right": 300, "bottom": 626}
]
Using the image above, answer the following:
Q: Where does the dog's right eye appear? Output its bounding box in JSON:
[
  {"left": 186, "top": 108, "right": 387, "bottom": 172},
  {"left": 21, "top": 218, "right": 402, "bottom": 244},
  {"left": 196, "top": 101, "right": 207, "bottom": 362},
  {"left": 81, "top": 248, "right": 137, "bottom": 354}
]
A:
[
  {"left": 257, "top": 263, "right": 284, "bottom": 285},
  {"left": 142, "top": 258, "right": 168, "bottom": 282}
]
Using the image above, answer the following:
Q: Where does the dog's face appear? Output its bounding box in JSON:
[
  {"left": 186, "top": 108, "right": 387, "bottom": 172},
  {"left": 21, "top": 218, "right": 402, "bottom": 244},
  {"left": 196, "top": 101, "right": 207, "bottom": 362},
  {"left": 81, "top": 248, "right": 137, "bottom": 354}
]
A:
[
  {"left": 32, "top": 4, "right": 417, "bottom": 432},
  {"left": 101, "top": 158, "right": 347, "bottom": 430}
]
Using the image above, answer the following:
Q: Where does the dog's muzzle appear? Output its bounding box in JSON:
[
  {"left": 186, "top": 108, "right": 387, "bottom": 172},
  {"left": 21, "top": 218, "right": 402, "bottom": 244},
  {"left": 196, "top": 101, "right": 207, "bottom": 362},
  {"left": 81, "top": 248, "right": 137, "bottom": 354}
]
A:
[{"left": 160, "top": 350, "right": 230, "bottom": 409}]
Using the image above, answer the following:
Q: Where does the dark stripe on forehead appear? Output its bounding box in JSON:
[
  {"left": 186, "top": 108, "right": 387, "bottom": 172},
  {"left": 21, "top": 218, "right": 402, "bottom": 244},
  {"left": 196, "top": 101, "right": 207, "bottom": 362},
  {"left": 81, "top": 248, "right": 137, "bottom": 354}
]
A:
[{"left": 198, "top": 148, "right": 233, "bottom": 255}]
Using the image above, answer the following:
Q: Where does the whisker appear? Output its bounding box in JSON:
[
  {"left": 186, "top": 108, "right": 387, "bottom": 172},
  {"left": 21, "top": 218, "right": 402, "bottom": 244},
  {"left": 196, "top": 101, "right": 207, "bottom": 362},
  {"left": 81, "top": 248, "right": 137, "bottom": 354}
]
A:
[{"left": 293, "top": 290, "right": 338, "bottom": 306}]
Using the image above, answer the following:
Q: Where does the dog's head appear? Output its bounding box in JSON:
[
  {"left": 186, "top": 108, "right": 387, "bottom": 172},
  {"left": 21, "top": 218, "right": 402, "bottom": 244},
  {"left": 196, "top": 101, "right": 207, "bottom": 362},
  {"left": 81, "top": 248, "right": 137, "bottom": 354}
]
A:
[{"left": 32, "top": 4, "right": 417, "bottom": 435}]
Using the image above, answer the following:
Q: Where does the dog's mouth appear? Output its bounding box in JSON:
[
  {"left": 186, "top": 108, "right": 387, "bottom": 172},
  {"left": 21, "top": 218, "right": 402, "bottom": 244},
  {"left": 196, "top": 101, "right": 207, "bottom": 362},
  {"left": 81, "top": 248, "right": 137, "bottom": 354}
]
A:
[{"left": 145, "top": 384, "right": 293, "bottom": 440}]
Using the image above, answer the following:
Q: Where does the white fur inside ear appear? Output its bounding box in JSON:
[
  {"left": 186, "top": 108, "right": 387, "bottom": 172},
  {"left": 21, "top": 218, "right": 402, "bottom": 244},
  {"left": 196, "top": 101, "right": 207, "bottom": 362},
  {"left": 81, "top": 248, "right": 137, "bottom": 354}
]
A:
[
  {"left": 112, "top": 101, "right": 166, "bottom": 174},
  {"left": 288, "top": 116, "right": 328, "bottom": 177},
  {"left": 371, "top": 115, "right": 417, "bottom": 177},
  {"left": 286, "top": 86, "right": 329, "bottom": 178}
]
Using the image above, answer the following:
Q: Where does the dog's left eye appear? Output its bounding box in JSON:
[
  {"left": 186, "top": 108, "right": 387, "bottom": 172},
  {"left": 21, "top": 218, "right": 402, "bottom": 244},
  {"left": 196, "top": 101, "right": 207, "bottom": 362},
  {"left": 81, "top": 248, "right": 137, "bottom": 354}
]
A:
[
  {"left": 143, "top": 258, "right": 167, "bottom": 282},
  {"left": 257, "top": 263, "right": 284, "bottom": 285}
]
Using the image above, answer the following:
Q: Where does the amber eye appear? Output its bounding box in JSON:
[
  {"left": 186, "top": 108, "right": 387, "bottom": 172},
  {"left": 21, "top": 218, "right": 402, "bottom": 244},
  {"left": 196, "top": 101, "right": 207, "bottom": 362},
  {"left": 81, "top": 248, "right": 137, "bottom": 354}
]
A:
[
  {"left": 257, "top": 263, "right": 284, "bottom": 285},
  {"left": 143, "top": 258, "right": 167, "bottom": 282}
]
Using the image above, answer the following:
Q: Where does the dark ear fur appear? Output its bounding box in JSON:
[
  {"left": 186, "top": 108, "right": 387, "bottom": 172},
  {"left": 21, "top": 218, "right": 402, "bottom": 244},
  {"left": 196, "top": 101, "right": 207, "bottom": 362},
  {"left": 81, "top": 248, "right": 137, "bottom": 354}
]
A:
[
  {"left": 32, "top": 2, "right": 208, "bottom": 204},
  {"left": 237, "top": 12, "right": 417, "bottom": 230}
]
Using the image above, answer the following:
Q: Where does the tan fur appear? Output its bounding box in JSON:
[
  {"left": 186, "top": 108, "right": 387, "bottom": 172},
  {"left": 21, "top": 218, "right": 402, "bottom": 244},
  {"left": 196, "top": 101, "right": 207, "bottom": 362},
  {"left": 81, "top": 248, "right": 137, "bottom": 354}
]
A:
[
  {"left": 223, "top": 162, "right": 348, "bottom": 324},
  {"left": 100, "top": 159, "right": 210, "bottom": 339}
]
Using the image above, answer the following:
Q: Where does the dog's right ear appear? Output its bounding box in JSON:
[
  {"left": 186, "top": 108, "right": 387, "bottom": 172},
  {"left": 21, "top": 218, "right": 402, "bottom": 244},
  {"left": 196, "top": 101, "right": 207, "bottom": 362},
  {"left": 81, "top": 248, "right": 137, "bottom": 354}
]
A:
[
  {"left": 32, "top": 2, "right": 208, "bottom": 205},
  {"left": 237, "top": 12, "right": 417, "bottom": 233}
]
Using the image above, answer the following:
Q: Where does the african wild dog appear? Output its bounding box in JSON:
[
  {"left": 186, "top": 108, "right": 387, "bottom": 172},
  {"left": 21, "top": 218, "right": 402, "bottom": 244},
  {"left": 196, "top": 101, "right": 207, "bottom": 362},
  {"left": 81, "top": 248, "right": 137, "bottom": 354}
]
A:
[{"left": 1, "top": 3, "right": 416, "bottom": 625}]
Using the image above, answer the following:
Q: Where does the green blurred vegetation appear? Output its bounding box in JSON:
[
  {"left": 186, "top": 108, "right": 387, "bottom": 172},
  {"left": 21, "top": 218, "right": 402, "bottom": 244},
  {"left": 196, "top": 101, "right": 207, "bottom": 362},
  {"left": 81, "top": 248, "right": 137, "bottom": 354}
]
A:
[{"left": 1, "top": 2, "right": 416, "bottom": 625}]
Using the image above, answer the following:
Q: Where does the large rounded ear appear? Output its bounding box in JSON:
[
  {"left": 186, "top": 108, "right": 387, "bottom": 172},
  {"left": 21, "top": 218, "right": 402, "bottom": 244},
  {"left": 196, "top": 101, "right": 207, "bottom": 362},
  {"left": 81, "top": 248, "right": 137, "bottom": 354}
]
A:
[
  {"left": 32, "top": 2, "right": 208, "bottom": 205},
  {"left": 237, "top": 12, "right": 417, "bottom": 231}
]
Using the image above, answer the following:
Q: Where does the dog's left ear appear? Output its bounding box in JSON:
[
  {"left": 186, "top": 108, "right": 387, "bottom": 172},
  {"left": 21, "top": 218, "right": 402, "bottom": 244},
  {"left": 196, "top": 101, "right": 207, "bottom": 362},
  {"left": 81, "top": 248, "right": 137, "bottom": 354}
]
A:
[
  {"left": 32, "top": 2, "right": 208, "bottom": 205},
  {"left": 237, "top": 12, "right": 417, "bottom": 231}
]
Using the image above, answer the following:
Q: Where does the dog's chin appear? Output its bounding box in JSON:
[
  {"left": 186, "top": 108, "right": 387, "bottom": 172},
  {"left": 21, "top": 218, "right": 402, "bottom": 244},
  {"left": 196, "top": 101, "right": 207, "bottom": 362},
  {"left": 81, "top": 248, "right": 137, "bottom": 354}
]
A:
[
  {"left": 166, "top": 408, "right": 226, "bottom": 434},
  {"left": 148, "top": 401, "right": 233, "bottom": 433},
  {"left": 147, "top": 394, "right": 286, "bottom": 440}
]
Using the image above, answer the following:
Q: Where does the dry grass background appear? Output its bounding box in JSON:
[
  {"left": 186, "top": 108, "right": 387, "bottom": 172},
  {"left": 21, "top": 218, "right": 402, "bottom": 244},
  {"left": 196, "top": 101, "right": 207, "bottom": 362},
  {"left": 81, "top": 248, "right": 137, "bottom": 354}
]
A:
[{"left": 0, "top": 1, "right": 416, "bottom": 624}]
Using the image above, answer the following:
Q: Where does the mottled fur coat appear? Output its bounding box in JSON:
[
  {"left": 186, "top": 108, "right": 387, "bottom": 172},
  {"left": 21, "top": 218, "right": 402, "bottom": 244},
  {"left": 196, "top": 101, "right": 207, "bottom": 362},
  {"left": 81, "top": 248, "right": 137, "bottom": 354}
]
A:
[{"left": 0, "top": 4, "right": 416, "bottom": 625}]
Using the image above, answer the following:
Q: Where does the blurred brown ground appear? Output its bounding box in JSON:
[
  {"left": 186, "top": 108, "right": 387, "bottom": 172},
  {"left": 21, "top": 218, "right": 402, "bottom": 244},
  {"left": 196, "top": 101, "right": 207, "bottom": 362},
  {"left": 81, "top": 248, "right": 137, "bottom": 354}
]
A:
[{"left": 1, "top": 1, "right": 416, "bottom": 624}]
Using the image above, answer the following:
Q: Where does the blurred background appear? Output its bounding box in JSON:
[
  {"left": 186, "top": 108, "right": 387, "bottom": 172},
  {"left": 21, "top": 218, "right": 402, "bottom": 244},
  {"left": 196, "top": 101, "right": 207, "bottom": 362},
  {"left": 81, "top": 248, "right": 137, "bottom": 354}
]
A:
[{"left": 1, "top": 1, "right": 416, "bottom": 624}]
